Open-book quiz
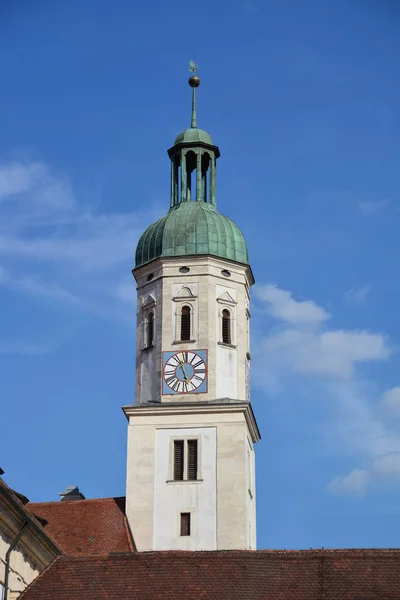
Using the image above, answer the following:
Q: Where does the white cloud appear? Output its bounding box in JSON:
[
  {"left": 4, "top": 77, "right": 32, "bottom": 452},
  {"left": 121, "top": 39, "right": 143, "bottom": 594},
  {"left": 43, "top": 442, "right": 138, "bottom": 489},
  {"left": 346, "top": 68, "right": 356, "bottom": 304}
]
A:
[
  {"left": 329, "top": 452, "right": 400, "bottom": 497},
  {"left": 372, "top": 453, "right": 400, "bottom": 480},
  {"left": 0, "top": 162, "right": 74, "bottom": 215},
  {"left": 255, "top": 284, "right": 330, "bottom": 326},
  {"left": 344, "top": 285, "right": 371, "bottom": 304},
  {"left": 0, "top": 158, "right": 157, "bottom": 329},
  {"left": 0, "top": 212, "right": 150, "bottom": 269},
  {"left": 0, "top": 159, "right": 158, "bottom": 270},
  {"left": 254, "top": 285, "right": 389, "bottom": 383},
  {"left": 325, "top": 382, "right": 400, "bottom": 497},
  {"left": 380, "top": 387, "right": 400, "bottom": 417},
  {"left": 302, "top": 329, "right": 389, "bottom": 379},
  {"left": 358, "top": 200, "right": 390, "bottom": 215},
  {"left": 329, "top": 382, "right": 400, "bottom": 459},
  {"left": 0, "top": 162, "right": 45, "bottom": 200},
  {"left": 328, "top": 469, "right": 369, "bottom": 498}
]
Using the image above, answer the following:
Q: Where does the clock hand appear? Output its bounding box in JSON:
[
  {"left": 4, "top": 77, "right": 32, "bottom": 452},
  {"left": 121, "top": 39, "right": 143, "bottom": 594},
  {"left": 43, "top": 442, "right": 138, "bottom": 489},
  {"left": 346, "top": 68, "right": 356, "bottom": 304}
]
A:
[{"left": 178, "top": 359, "right": 190, "bottom": 383}]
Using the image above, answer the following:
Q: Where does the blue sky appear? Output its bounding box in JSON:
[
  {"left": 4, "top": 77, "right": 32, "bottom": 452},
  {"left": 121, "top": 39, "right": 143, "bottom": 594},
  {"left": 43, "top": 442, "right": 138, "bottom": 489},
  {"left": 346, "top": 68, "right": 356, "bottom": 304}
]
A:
[{"left": 1, "top": 0, "right": 400, "bottom": 549}]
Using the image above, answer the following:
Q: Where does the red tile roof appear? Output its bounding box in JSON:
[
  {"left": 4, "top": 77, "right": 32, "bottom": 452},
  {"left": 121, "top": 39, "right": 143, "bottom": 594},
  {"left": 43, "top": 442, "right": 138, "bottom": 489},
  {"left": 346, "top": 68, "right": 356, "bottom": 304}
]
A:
[
  {"left": 19, "top": 549, "right": 400, "bottom": 600},
  {"left": 27, "top": 497, "right": 134, "bottom": 556}
]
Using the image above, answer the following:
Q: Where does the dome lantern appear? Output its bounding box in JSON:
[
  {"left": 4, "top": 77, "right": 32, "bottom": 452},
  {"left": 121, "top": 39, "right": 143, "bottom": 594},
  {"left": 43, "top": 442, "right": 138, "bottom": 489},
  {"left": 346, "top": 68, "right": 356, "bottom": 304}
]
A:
[
  {"left": 134, "top": 63, "right": 249, "bottom": 270},
  {"left": 167, "top": 61, "right": 220, "bottom": 208}
]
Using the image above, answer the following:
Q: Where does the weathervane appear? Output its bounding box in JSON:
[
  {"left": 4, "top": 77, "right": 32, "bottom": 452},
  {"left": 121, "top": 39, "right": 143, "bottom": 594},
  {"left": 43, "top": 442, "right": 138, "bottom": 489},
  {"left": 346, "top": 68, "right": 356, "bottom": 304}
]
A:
[
  {"left": 189, "top": 60, "right": 199, "bottom": 74},
  {"left": 188, "top": 61, "right": 200, "bottom": 128}
]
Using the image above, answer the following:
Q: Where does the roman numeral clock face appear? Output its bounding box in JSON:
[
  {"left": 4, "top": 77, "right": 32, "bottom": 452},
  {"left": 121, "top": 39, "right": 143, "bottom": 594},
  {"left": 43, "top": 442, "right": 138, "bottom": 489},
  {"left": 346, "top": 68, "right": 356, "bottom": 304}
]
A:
[{"left": 162, "top": 350, "right": 207, "bottom": 395}]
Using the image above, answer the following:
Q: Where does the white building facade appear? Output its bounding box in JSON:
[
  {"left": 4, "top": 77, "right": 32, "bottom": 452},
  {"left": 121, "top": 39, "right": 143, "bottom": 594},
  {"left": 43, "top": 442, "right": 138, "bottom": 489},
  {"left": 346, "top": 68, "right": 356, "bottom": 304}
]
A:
[{"left": 0, "top": 476, "right": 60, "bottom": 600}]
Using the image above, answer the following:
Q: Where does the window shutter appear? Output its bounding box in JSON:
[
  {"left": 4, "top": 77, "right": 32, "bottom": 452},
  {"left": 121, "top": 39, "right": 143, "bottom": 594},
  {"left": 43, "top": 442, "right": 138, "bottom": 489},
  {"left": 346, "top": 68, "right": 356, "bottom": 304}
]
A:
[
  {"left": 180, "top": 512, "right": 191, "bottom": 536},
  {"left": 222, "top": 309, "right": 231, "bottom": 345},
  {"left": 173, "top": 440, "right": 184, "bottom": 480},
  {"left": 187, "top": 440, "right": 198, "bottom": 481},
  {"left": 181, "top": 306, "right": 191, "bottom": 341}
]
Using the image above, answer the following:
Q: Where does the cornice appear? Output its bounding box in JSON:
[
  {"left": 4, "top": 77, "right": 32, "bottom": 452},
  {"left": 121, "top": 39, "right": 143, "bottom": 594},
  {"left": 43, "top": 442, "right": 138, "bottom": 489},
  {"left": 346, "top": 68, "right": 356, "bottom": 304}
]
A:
[
  {"left": 133, "top": 255, "right": 255, "bottom": 288},
  {"left": 122, "top": 400, "right": 261, "bottom": 443}
]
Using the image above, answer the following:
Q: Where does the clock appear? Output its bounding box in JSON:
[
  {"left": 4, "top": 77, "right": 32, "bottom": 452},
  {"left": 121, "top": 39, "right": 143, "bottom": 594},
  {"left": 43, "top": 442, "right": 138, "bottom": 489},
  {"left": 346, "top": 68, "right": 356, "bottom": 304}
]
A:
[{"left": 162, "top": 350, "right": 207, "bottom": 395}]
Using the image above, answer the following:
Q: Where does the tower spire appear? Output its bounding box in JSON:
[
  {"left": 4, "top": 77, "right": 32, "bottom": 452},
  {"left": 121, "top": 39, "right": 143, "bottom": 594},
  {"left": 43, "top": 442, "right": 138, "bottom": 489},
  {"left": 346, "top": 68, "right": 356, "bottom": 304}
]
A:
[
  {"left": 167, "top": 64, "right": 219, "bottom": 208},
  {"left": 188, "top": 61, "right": 200, "bottom": 128}
]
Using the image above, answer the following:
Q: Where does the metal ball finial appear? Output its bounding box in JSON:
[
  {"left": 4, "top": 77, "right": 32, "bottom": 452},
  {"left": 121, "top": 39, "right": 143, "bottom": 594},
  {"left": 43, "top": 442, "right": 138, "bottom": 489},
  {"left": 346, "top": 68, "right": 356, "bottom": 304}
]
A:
[{"left": 189, "top": 75, "right": 200, "bottom": 88}]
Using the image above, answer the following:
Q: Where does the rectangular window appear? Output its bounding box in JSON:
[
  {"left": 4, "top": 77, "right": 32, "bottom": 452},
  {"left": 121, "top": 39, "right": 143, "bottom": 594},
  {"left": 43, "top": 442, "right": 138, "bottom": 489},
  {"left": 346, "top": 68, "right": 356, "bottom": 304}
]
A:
[
  {"left": 187, "top": 440, "right": 198, "bottom": 481},
  {"left": 180, "top": 512, "right": 191, "bottom": 536},
  {"left": 173, "top": 440, "right": 184, "bottom": 481}
]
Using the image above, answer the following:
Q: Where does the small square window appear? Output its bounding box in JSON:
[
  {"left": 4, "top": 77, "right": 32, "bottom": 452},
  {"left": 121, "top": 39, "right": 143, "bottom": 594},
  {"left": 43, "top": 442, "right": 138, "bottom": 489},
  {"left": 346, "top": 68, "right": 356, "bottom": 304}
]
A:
[{"left": 180, "top": 512, "right": 191, "bottom": 536}]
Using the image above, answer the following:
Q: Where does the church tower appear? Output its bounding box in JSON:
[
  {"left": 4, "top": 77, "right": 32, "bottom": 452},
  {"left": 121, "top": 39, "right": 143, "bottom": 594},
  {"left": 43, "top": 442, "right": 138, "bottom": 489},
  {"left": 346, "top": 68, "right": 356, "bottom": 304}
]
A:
[{"left": 124, "top": 66, "right": 260, "bottom": 551}]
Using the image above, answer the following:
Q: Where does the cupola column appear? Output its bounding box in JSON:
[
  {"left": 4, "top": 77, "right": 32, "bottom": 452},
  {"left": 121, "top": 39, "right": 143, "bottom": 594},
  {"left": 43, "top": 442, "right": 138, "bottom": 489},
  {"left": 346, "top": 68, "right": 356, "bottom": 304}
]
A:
[
  {"left": 181, "top": 150, "right": 187, "bottom": 202},
  {"left": 202, "top": 157, "right": 207, "bottom": 203},
  {"left": 210, "top": 156, "right": 216, "bottom": 206},
  {"left": 170, "top": 155, "right": 180, "bottom": 208},
  {"left": 170, "top": 159, "right": 175, "bottom": 208},
  {"left": 196, "top": 150, "right": 202, "bottom": 201}
]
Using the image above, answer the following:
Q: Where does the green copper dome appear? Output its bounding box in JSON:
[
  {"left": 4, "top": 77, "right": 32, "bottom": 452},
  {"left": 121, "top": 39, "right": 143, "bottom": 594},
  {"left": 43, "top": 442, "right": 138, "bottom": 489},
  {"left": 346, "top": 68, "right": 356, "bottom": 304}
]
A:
[
  {"left": 174, "top": 127, "right": 213, "bottom": 146},
  {"left": 135, "top": 202, "right": 249, "bottom": 268}
]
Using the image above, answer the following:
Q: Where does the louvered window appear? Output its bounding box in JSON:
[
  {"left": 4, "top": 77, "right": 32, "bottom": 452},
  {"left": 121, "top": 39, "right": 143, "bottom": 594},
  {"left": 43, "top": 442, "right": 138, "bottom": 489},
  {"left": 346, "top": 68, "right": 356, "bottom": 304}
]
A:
[
  {"left": 187, "top": 440, "right": 198, "bottom": 481},
  {"left": 172, "top": 439, "right": 199, "bottom": 481},
  {"left": 180, "top": 512, "right": 191, "bottom": 536},
  {"left": 180, "top": 305, "right": 191, "bottom": 341},
  {"left": 146, "top": 311, "right": 154, "bottom": 347},
  {"left": 173, "top": 440, "right": 184, "bottom": 481},
  {"left": 222, "top": 309, "right": 231, "bottom": 345}
]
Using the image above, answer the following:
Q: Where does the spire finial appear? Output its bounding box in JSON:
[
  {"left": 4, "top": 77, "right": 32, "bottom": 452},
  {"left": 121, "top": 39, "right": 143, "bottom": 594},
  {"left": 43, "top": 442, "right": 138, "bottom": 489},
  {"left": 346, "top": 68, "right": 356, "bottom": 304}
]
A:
[{"left": 188, "top": 61, "right": 200, "bottom": 128}]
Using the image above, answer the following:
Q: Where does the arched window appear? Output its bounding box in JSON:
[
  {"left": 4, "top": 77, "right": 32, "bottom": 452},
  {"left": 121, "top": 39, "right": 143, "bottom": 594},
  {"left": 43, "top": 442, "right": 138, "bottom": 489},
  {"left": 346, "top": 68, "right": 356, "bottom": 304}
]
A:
[
  {"left": 181, "top": 306, "right": 191, "bottom": 341},
  {"left": 222, "top": 309, "right": 231, "bottom": 345},
  {"left": 147, "top": 311, "right": 154, "bottom": 347}
]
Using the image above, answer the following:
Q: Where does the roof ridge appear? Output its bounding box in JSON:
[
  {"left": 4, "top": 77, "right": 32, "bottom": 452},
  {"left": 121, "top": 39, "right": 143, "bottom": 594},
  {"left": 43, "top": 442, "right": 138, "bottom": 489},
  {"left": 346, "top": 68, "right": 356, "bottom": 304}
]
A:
[
  {"left": 28, "top": 495, "right": 126, "bottom": 506},
  {"left": 123, "top": 548, "right": 400, "bottom": 557},
  {"left": 52, "top": 548, "right": 400, "bottom": 559}
]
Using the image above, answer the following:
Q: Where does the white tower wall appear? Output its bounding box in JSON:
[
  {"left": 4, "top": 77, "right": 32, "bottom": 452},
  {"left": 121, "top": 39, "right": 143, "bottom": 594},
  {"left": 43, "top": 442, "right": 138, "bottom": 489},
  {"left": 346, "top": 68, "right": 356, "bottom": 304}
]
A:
[{"left": 125, "top": 254, "right": 259, "bottom": 552}]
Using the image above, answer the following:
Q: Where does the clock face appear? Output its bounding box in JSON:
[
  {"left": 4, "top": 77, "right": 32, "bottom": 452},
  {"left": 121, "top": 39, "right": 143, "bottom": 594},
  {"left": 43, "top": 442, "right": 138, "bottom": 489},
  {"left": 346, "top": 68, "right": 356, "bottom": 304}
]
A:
[{"left": 162, "top": 350, "right": 207, "bottom": 395}]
